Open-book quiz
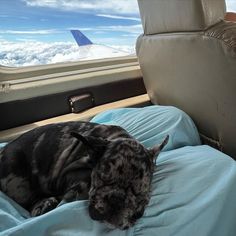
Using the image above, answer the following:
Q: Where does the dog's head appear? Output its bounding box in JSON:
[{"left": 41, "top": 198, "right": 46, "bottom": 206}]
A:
[{"left": 71, "top": 132, "right": 168, "bottom": 230}]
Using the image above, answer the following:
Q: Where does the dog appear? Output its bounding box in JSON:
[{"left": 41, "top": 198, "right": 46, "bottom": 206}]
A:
[{"left": 0, "top": 121, "right": 168, "bottom": 230}]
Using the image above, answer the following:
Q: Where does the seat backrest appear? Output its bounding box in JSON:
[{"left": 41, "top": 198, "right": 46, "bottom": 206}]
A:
[{"left": 136, "top": 0, "right": 236, "bottom": 158}]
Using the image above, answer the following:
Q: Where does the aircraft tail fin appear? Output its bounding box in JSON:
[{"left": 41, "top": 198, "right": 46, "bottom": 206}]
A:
[{"left": 70, "top": 30, "right": 93, "bottom": 46}]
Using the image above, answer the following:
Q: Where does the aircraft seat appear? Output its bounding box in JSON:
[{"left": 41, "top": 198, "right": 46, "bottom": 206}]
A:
[{"left": 136, "top": 0, "right": 236, "bottom": 158}]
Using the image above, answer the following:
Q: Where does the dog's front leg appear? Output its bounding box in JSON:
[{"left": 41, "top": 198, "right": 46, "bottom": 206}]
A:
[{"left": 30, "top": 197, "right": 59, "bottom": 216}]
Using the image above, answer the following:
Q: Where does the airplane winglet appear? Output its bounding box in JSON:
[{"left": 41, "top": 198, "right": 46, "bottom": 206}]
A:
[{"left": 70, "top": 30, "right": 93, "bottom": 46}]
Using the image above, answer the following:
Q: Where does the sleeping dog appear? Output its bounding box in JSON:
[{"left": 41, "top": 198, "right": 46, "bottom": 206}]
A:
[{"left": 0, "top": 121, "right": 168, "bottom": 230}]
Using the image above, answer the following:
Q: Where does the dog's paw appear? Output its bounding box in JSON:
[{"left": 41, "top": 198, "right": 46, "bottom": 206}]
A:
[{"left": 31, "top": 197, "right": 58, "bottom": 217}]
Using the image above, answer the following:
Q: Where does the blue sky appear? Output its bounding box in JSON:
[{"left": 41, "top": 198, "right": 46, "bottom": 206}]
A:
[
  {"left": 1, "top": 0, "right": 235, "bottom": 47},
  {"left": 0, "top": 0, "right": 141, "bottom": 45},
  {"left": 0, "top": 0, "right": 235, "bottom": 67}
]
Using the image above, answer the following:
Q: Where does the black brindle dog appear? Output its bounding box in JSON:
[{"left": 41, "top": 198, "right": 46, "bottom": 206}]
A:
[{"left": 0, "top": 121, "right": 168, "bottom": 229}]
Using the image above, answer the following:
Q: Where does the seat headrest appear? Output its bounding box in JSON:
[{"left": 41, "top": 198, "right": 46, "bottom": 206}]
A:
[{"left": 138, "top": 0, "right": 226, "bottom": 35}]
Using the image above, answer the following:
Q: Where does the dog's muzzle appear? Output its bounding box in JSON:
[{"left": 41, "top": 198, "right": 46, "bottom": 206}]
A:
[
  {"left": 89, "top": 192, "right": 125, "bottom": 222},
  {"left": 89, "top": 204, "right": 108, "bottom": 221}
]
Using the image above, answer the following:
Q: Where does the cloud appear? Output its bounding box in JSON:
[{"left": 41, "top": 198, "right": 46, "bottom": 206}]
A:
[
  {"left": 70, "top": 24, "right": 143, "bottom": 35},
  {"left": 102, "top": 24, "right": 142, "bottom": 34},
  {"left": 22, "top": 0, "right": 140, "bottom": 15},
  {"left": 21, "top": 0, "right": 236, "bottom": 16},
  {"left": 0, "top": 15, "right": 30, "bottom": 21},
  {"left": 0, "top": 40, "right": 135, "bottom": 67},
  {"left": 19, "top": 16, "right": 30, "bottom": 20},
  {"left": 24, "top": 0, "right": 236, "bottom": 15},
  {"left": 226, "top": 0, "right": 236, "bottom": 12},
  {"left": 96, "top": 14, "right": 141, "bottom": 22},
  {"left": 0, "top": 29, "right": 59, "bottom": 35}
]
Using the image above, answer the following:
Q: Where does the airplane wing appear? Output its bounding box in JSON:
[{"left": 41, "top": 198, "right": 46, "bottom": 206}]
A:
[
  {"left": 70, "top": 30, "right": 131, "bottom": 60},
  {"left": 70, "top": 30, "right": 93, "bottom": 46}
]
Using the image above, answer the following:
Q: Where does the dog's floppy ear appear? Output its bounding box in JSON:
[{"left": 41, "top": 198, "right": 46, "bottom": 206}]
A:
[
  {"left": 149, "top": 135, "right": 169, "bottom": 163},
  {"left": 70, "top": 131, "right": 109, "bottom": 150}
]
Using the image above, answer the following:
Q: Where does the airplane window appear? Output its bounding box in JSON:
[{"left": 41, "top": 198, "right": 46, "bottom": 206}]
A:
[
  {"left": 0, "top": 0, "right": 141, "bottom": 67},
  {"left": 226, "top": 0, "right": 236, "bottom": 12},
  {"left": 0, "top": 0, "right": 235, "bottom": 68}
]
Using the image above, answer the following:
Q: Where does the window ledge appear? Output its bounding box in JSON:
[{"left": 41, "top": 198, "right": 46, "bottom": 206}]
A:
[{"left": 0, "top": 94, "right": 150, "bottom": 142}]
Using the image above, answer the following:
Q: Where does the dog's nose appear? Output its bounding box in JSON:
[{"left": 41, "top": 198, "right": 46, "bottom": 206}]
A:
[
  {"left": 89, "top": 204, "right": 106, "bottom": 221},
  {"left": 108, "top": 193, "right": 125, "bottom": 208}
]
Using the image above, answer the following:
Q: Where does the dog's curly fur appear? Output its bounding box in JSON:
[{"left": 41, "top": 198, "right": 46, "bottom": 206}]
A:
[{"left": 0, "top": 121, "right": 168, "bottom": 230}]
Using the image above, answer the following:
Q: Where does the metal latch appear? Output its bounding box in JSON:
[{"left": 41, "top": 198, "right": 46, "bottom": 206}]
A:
[{"left": 69, "top": 93, "right": 94, "bottom": 113}]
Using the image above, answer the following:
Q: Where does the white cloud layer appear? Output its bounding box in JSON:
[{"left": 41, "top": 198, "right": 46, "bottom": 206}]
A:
[
  {"left": 0, "top": 40, "right": 135, "bottom": 67},
  {"left": 226, "top": 0, "right": 236, "bottom": 12},
  {"left": 0, "top": 29, "right": 59, "bottom": 35},
  {"left": 71, "top": 24, "right": 143, "bottom": 36},
  {"left": 96, "top": 14, "right": 141, "bottom": 22},
  {"left": 23, "top": 0, "right": 140, "bottom": 15},
  {"left": 22, "top": 0, "right": 236, "bottom": 15}
]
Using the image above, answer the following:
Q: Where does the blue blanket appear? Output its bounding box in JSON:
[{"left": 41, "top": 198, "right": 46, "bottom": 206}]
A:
[
  {"left": 1, "top": 146, "right": 236, "bottom": 236},
  {"left": 1, "top": 106, "right": 236, "bottom": 235},
  {"left": 91, "top": 105, "right": 201, "bottom": 151}
]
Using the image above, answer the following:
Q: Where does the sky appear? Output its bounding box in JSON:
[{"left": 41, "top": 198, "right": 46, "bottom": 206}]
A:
[{"left": 0, "top": 0, "right": 235, "bottom": 67}]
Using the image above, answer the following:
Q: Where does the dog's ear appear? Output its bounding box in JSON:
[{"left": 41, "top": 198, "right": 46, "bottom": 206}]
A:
[
  {"left": 149, "top": 135, "right": 169, "bottom": 163},
  {"left": 70, "top": 131, "right": 109, "bottom": 150}
]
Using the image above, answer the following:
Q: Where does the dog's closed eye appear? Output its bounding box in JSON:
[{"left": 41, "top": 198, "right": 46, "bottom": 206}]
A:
[{"left": 99, "top": 175, "right": 115, "bottom": 185}]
